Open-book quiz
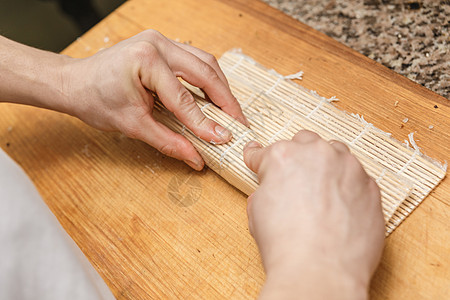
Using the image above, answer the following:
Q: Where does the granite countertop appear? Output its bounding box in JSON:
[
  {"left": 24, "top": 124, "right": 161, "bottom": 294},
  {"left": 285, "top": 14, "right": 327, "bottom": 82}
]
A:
[{"left": 262, "top": 0, "right": 449, "bottom": 99}]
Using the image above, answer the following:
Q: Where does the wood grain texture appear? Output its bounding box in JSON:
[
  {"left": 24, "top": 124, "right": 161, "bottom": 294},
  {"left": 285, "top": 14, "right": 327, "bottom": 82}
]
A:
[{"left": 0, "top": 0, "right": 448, "bottom": 298}]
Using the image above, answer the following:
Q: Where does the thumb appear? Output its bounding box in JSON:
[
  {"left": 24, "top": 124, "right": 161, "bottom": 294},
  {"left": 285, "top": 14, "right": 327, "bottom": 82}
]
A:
[{"left": 243, "top": 141, "right": 264, "bottom": 173}]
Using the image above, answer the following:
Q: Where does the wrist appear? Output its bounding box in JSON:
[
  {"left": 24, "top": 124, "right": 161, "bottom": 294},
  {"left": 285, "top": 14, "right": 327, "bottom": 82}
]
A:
[
  {"left": 58, "top": 55, "right": 82, "bottom": 116},
  {"left": 58, "top": 55, "right": 108, "bottom": 126},
  {"left": 43, "top": 54, "right": 75, "bottom": 115},
  {"left": 259, "top": 263, "right": 368, "bottom": 300}
]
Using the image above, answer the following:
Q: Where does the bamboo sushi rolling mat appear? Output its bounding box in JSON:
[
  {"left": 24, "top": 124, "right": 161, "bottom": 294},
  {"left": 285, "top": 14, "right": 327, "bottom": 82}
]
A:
[{"left": 154, "top": 50, "right": 447, "bottom": 236}]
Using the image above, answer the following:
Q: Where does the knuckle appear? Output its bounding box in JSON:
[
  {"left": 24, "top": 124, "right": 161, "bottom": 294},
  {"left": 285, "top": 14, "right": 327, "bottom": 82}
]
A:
[
  {"left": 267, "top": 141, "right": 291, "bottom": 162},
  {"left": 294, "top": 130, "right": 320, "bottom": 142},
  {"left": 315, "top": 139, "right": 334, "bottom": 156},
  {"left": 143, "top": 29, "right": 163, "bottom": 41},
  {"left": 158, "top": 143, "right": 178, "bottom": 158},
  {"left": 270, "top": 140, "right": 289, "bottom": 152},
  {"left": 199, "top": 63, "right": 219, "bottom": 81},
  {"left": 296, "top": 129, "right": 316, "bottom": 138},
  {"left": 332, "top": 140, "right": 349, "bottom": 151},
  {"left": 203, "top": 53, "right": 218, "bottom": 65},
  {"left": 129, "top": 42, "right": 159, "bottom": 62},
  {"left": 176, "top": 88, "right": 195, "bottom": 108},
  {"left": 191, "top": 114, "right": 209, "bottom": 130}
]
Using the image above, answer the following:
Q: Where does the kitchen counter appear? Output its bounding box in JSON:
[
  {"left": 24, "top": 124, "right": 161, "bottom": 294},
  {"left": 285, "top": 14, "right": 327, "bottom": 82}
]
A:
[{"left": 263, "top": 0, "right": 449, "bottom": 99}]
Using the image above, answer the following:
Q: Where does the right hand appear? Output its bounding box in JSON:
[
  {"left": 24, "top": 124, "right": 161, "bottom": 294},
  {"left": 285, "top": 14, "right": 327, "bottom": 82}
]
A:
[{"left": 243, "top": 130, "right": 385, "bottom": 299}]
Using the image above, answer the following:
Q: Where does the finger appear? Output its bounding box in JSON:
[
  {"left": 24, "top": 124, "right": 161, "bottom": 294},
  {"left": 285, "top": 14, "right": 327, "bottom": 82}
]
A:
[
  {"left": 131, "top": 114, "right": 205, "bottom": 171},
  {"left": 292, "top": 130, "right": 321, "bottom": 144},
  {"left": 163, "top": 43, "right": 249, "bottom": 126},
  {"left": 243, "top": 141, "right": 265, "bottom": 173},
  {"left": 143, "top": 58, "right": 233, "bottom": 145},
  {"left": 170, "top": 40, "right": 229, "bottom": 85},
  {"left": 329, "top": 139, "right": 350, "bottom": 154}
]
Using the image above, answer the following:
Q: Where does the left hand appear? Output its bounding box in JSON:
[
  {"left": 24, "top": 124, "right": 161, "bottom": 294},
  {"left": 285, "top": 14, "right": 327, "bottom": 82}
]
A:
[{"left": 61, "top": 30, "right": 248, "bottom": 170}]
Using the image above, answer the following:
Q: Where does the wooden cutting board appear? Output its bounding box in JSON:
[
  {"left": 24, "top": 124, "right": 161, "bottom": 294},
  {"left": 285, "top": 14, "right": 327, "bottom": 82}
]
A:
[{"left": 0, "top": 0, "right": 448, "bottom": 298}]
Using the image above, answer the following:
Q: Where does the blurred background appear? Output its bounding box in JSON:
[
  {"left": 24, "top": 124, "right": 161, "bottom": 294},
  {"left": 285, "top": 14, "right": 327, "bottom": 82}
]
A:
[{"left": 0, "top": 0, "right": 125, "bottom": 52}]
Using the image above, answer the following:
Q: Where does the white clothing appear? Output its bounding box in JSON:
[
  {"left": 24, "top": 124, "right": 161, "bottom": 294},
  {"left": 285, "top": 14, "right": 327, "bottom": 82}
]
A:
[{"left": 0, "top": 149, "right": 115, "bottom": 300}]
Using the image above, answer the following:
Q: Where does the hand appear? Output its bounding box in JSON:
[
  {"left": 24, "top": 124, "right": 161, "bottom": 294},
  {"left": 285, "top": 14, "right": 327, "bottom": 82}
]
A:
[
  {"left": 61, "top": 30, "right": 247, "bottom": 170},
  {"left": 243, "top": 130, "right": 385, "bottom": 299}
]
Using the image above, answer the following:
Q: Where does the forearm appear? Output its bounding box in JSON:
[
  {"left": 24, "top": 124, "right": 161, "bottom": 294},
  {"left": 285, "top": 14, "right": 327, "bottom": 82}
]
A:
[
  {"left": 0, "top": 35, "right": 72, "bottom": 113},
  {"left": 259, "top": 265, "right": 368, "bottom": 300}
]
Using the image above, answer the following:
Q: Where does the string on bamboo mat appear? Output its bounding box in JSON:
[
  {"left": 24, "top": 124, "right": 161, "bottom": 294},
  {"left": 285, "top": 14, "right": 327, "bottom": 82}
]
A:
[{"left": 153, "top": 50, "right": 447, "bottom": 236}]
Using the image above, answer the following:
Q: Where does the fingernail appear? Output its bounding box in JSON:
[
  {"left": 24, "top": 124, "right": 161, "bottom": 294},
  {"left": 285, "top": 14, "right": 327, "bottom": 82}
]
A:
[
  {"left": 214, "top": 125, "right": 232, "bottom": 142},
  {"left": 245, "top": 141, "right": 262, "bottom": 149},
  {"left": 184, "top": 158, "right": 203, "bottom": 171}
]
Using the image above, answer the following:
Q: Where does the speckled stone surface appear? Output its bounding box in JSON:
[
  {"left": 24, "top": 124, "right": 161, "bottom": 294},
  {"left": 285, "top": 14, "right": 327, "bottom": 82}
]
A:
[{"left": 262, "top": 0, "right": 449, "bottom": 99}]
